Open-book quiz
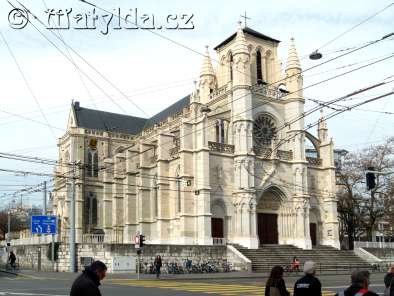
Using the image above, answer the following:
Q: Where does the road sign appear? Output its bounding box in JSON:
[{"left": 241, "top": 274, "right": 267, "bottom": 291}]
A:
[{"left": 31, "top": 215, "right": 57, "bottom": 234}]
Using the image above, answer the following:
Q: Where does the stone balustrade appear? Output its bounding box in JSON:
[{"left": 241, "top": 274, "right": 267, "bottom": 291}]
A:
[
  {"left": 209, "top": 84, "right": 228, "bottom": 101},
  {"left": 252, "top": 83, "right": 286, "bottom": 100},
  {"left": 208, "top": 141, "right": 235, "bottom": 154},
  {"left": 306, "top": 157, "right": 322, "bottom": 166},
  {"left": 253, "top": 146, "right": 294, "bottom": 161}
]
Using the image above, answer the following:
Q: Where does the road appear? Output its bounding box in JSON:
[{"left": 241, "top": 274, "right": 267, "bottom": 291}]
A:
[{"left": 0, "top": 271, "right": 387, "bottom": 295}]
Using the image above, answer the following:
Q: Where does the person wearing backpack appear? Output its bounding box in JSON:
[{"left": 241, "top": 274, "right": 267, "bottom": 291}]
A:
[
  {"left": 265, "top": 265, "right": 290, "bottom": 296},
  {"left": 384, "top": 265, "right": 394, "bottom": 296},
  {"left": 335, "top": 270, "right": 378, "bottom": 296}
]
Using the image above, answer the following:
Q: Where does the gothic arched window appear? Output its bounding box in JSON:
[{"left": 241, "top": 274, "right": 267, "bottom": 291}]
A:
[
  {"left": 87, "top": 149, "right": 99, "bottom": 177},
  {"left": 215, "top": 119, "right": 227, "bottom": 144},
  {"left": 256, "top": 50, "right": 263, "bottom": 84},
  {"left": 176, "top": 167, "right": 181, "bottom": 213},
  {"left": 85, "top": 191, "right": 97, "bottom": 232},
  {"left": 229, "top": 52, "right": 233, "bottom": 81}
]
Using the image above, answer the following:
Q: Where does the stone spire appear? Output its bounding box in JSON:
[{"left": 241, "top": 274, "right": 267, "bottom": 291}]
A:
[
  {"left": 318, "top": 109, "right": 328, "bottom": 142},
  {"left": 286, "top": 37, "right": 301, "bottom": 71},
  {"left": 200, "top": 46, "right": 215, "bottom": 78},
  {"left": 233, "top": 21, "right": 249, "bottom": 56}
]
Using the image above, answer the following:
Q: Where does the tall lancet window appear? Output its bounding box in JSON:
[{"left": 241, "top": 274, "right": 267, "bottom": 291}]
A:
[
  {"left": 215, "top": 119, "right": 226, "bottom": 144},
  {"left": 229, "top": 52, "right": 233, "bottom": 81},
  {"left": 87, "top": 149, "right": 99, "bottom": 177},
  {"left": 85, "top": 191, "right": 97, "bottom": 233},
  {"left": 256, "top": 50, "right": 263, "bottom": 84},
  {"left": 154, "top": 175, "right": 158, "bottom": 218},
  {"left": 176, "top": 167, "right": 181, "bottom": 213}
]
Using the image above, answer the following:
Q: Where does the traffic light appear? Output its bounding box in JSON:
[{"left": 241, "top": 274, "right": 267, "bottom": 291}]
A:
[
  {"left": 366, "top": 167, "right": 376, "bottom": 190},
  {"left": 139, "top": 234, "right": 145, "bottom": 247}
]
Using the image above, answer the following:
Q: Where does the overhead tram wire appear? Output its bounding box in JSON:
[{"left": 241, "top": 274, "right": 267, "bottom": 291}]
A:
[
  {"left": 0, "top": 30, "right": 57, "bottom": 139},
  {"left": 9, "top": 1, "right": 394, "bottom": 177},
  {"left": 314, "top": 2, "right": 394, "bottom": 53},
  {"left": 77, "top": 0, "right": 394, "bottom": 94},
  {"left": 6, "top": 1, "right": 128, "bottom": 116},
  {"left": 98, "top": 54, "right": 394, "bottom": 174},
  {"left": 15, "top": 0, "right": 150, "bottom": 120},
  {"left": 0, "top": 108, "right": 64, "bottom": 131},
  {"left": 5, "top": 1, "right": 394, "bottom": 130}
]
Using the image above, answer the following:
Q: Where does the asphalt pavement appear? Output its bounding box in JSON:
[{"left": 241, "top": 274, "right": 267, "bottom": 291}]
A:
[{"left": 0, "top": 270, "right": 388, "bottom": 296}]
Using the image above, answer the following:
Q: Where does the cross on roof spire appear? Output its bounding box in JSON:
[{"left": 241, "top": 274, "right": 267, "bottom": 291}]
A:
[{"left": 240, "top": 12, "right": 250, "bottom": 27}]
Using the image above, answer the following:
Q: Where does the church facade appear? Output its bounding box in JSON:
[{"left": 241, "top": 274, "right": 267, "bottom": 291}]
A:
[{"left": 53, "top": 24, "right": 340, "bottom": 250}]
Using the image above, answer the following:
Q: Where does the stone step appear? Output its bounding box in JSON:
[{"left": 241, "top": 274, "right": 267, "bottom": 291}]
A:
[{"left": 234, "top": 244, "right": 369, "bottom": 273}]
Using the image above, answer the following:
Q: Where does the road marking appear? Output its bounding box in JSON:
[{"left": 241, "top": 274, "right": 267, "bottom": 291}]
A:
[
  {"left": 108, "top": 280, "right": 336, "bottom": 296},
  {"left": 0, "top": 293, "right": 67, "bottom": 296}
]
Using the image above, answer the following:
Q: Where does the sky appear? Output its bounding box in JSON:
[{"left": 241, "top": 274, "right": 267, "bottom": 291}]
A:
[{"left": 0, "top": 0, "right": 393, "bottom": 208}]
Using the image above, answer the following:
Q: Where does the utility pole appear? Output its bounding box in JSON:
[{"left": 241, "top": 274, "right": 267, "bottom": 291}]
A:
[
  {"left": 69, "top": 162, "right": 76, "bottom": 273},
  {"left": 43, "top": 181, "right": 47, "bottom": 215}
]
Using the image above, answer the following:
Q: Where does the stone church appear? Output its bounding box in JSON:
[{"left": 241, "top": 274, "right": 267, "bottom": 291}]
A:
[{"left": 53, "top": 24, "right": 340, "bottom": 250}]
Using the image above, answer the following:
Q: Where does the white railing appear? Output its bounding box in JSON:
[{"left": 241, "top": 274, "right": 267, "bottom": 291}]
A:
[
  {"left": 213, "top": 237, "right": 227, "bottom": 245},
  {"left": 354, "top": 241, "right": 394, "bottom": 249},
  {"left": 1, "top": 234, "right": 59, "bottom": 246},
  {"left": 82, "top": 234, "right": 105, "bottom": 244}
]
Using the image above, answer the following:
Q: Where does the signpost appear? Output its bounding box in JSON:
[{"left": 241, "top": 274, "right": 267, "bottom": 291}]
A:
[{"left": 31, "top": 215, "right": 57, "bottom": 271}]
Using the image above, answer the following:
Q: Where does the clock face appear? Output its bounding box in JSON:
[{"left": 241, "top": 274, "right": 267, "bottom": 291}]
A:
[{"left": 253, "top": 115, "right": 276, "bottom": 146}]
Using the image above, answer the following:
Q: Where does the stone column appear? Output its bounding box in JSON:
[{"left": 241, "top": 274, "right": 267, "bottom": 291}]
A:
[{"left": 102, "top": 158, "right": 113, "bottom": 239}]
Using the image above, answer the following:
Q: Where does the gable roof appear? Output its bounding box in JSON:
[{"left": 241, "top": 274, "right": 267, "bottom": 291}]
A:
[
  {"left": 72, "top": 102, "right": 148, "bottom": 134},
  {"left": 214, "top": 27, "right": 280, "bottom": 50},
  {"left": 72, "top": 95, "right": 191, "bottom": 135},
  {"left": 144, "top": 94, "right": 190, "bottom": 128}
]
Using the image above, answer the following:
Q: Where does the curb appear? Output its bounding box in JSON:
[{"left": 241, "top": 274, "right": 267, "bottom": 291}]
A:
[{"left": 0, "top": 269, "right": 18, "bottom": 276}]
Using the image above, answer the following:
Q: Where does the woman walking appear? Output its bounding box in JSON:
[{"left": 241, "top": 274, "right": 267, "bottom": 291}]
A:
[
  {"left": 154, "top": 255, "right": 162, "bottom": 279},
  {"left": 265, "top": 265, "right": 290, "bottom": 296},
  {"left": 384, "top": 265, "right": 394, "bottom": 296}
]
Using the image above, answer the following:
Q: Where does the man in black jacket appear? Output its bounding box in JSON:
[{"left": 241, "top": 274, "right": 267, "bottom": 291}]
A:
[
  {"left": 70, "top": 261, "right": 107, "bottom": 296},
  {"left": 335, "top": 270, "right": 378, "bottom": 296},
  {"left": 293, "top": 261, "right": 322, "bottom": 296}
]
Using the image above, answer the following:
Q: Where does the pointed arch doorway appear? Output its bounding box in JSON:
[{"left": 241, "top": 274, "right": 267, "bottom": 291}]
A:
[{"left": 257, "top": 186, "right": 285, "bottom": 245}]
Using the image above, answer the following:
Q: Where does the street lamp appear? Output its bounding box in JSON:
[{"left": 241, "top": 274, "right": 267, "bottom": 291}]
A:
[{"left": 309, "top": 50, "right": 323, "bottom": 60}]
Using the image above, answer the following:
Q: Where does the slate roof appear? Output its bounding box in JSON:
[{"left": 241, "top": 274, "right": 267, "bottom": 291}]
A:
[
  {"left": 72, "top": 102, "right": 148, "bottom": 134},
  {"left": 144, "top": 94, "right": 190, "bottom": 128},
  {"left": 72, "top": 94, "right": 191, "bottom": 134},
  {"left": 214, "top": 27, "right": 280, "bottom": 50}
]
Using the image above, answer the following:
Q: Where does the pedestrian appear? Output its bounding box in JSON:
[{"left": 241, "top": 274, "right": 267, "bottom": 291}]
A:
[
  {"left": 335, "top": 270, "right": 378, "bottom": 296},
  {"left": 154, "top": 255, "right": 162, "bottom": 279},
  {"left": 384, "top": 265, "right": 394, "bottom": 296},
  {"left": 8, "top": 251, "right": 16, "bottom": 269},
  {"left": 291, "top": 256, "right": 300, "bottom": 272},
  {"left": 265, "top": 265, "right": 290, "bottom": 296},
  {"left": 293, "top": 261, "right": 322, "bottom": 296},
  {"left": 70, "top": 260, "right": 107, "bottom": 296}
]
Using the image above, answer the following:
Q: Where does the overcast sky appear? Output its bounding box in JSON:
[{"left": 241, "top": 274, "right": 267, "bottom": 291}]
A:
[{"left": 0, "top": 0, "right": 393, "bottom": 208}]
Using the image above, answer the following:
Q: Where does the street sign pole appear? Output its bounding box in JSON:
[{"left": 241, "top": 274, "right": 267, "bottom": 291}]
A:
[
  {"left": 51, "top": 233, "right": 55, "bottom": 272},
  {"left": 69, "top": 162, "right": 76, "bottom": 273},
  {"left": 43, "top": 181, "right": 47, "bottom": 215}
]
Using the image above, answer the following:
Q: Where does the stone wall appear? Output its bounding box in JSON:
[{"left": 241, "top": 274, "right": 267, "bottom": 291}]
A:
[{"left": 10, "top": 243, "right": 250, "bottom": 273}]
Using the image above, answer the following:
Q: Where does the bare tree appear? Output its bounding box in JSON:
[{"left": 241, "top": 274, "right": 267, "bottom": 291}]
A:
[{"left": 337, "top": 137, "right": 394, "bottom": 248}]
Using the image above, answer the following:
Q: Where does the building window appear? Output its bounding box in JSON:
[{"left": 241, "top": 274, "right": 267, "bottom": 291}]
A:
[
  {"left": 215, "top": 119, "right": 227, "bottom": 144},
  {"left": 87, "top": 149, "right": 99, "bottom": 177},
  {"left": 85, "top": 192, "right": 97, "bottom": 232},
  {"left": 256, "top": 50, "right": 263, "bottom": 84},
  {"left": 154, "top": 175, "right": 158, "bottom": 218},
  {"left": 229, "top": 53, "right": 233, "bottom": 81}
]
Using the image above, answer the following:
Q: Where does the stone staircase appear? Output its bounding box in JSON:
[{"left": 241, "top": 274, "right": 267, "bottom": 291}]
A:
[{"left": 235, "top": 244, "right": 371, "bottom": 273}]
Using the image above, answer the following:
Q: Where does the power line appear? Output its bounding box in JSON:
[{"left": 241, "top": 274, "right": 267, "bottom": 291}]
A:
[
  {"left": 0, "top": 30, "right": 57, "bottom": 139},
  {"left": 315, "top": 2, "right": 394, "bottom": 51}
]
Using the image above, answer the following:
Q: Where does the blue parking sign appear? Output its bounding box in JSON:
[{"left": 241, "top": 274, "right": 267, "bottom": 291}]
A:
[{"left": 31, "top": 215, "right": 57, "bottom": 234}]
